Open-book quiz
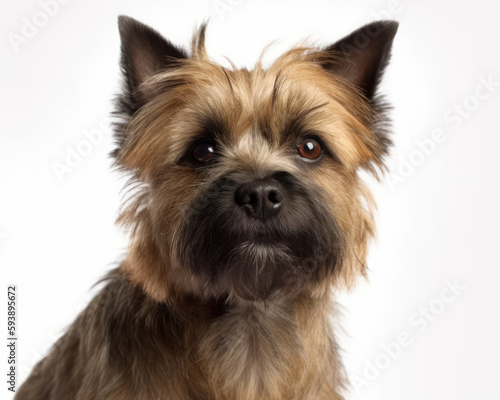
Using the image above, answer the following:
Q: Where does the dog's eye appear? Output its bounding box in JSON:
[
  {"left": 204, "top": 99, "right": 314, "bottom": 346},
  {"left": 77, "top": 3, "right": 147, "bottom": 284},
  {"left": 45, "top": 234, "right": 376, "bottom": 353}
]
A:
[
  {"left": 192, "top": 142, "right": 216, "bottom": 163},
  {"left": 297, "top": 137, "right": 322, "bottom": 160}
]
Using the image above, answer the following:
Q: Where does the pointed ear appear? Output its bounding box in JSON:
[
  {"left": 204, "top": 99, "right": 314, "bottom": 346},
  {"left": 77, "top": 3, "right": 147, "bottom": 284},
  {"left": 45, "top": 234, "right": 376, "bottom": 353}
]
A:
[
  {"left": 117, "top": 16, "right": 187, "bottom": 113},
  {"left": 323, "top": 21, "right": 398, "bottom": 100}
]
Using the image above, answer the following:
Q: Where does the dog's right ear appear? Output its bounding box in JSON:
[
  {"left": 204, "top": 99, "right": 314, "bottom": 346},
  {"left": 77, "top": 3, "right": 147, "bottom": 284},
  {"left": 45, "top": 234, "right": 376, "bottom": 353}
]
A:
[{"left": 117, "top": 16, "right": 187, "bottom": 115}]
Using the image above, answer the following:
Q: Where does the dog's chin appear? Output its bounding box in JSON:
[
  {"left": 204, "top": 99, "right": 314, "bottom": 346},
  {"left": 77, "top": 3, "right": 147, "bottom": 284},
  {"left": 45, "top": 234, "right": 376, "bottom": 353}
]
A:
[{"left": 218, "top": 240, "right": 306, "bottom": 302}]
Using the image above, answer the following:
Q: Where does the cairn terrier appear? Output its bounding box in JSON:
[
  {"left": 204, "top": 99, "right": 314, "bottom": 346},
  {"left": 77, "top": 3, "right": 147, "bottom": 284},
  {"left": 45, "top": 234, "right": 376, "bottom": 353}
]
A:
[{"left": 17, "top": 16, "right": 398, "bottom": 400}]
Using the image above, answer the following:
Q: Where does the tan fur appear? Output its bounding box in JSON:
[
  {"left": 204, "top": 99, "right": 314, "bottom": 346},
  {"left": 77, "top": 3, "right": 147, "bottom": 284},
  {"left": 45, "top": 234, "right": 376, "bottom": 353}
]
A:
[
  {"left": 17, "top": 22, "right": 396, "bottom": 400},
  {"left": 117, "top": 43, "right": 381, "bottom": 302},
  {"left": 116, "top": 40, "right": 375, "bottom": 398}
]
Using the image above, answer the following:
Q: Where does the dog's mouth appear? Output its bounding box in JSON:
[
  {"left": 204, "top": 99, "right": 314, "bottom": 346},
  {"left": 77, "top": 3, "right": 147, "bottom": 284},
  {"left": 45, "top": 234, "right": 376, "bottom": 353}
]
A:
[
  {"left": 229, "top": 237, "right": 296, "bottom": 256},
  {"left": 181, "top": 223, "right": 339, "bottom": 301},
  {"left": 230, "top": 230, "right": 306, "bottom": 262},
  {"left": 221, "top": 239, "right": 301, "bottom": 301},
  {"left": 247, "top": 233, "right": 281, "bottom": 244}
]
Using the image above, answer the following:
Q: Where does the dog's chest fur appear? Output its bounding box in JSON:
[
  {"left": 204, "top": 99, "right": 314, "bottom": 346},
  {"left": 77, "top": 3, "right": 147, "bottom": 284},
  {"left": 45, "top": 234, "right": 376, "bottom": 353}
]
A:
[
  {"left": 196, "top": 297, "right": 343, "bottom": 399},
  {"left": 124, "top": 272, "right": 344, "bottom": 400},
  {"left": 17, "top": 270, "right": 344, "bottom": 400}
]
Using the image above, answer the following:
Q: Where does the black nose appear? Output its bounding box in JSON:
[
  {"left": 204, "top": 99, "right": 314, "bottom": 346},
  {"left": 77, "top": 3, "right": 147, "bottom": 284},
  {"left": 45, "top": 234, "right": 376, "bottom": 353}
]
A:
[{"left": 235, "top": 180, "right": 283, "bottom": 221}]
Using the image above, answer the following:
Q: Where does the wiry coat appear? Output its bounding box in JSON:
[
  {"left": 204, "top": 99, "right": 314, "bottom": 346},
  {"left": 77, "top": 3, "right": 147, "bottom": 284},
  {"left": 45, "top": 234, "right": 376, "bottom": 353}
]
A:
[{"left": 16, "top": 17, "right": 398, "bottom": 400}]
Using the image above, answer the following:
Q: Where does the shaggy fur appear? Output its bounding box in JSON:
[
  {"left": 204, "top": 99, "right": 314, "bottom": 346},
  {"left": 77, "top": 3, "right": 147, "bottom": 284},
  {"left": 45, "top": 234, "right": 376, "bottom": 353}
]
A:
[{"left": 17, "top": 16, "right": 398, "bottom": 400}]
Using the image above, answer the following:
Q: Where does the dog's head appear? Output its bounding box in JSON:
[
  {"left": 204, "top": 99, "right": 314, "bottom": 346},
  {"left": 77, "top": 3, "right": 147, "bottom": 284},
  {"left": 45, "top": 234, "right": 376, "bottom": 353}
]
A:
[{"left": 113, "top": 17, "right": 398, "bottom": 303}]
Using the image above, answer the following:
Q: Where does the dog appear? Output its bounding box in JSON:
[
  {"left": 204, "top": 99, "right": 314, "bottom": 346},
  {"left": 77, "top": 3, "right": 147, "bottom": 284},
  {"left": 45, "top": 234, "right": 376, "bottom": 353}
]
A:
[{"left": 16, "top": 16, "right": 398, "bottom": 400}]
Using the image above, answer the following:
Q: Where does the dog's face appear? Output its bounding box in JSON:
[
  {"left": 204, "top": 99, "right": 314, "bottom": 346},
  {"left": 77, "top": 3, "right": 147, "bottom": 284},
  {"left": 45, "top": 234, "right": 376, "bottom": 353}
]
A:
[{"left": 114, "top": 17, "right": 397, "bottom": 303}]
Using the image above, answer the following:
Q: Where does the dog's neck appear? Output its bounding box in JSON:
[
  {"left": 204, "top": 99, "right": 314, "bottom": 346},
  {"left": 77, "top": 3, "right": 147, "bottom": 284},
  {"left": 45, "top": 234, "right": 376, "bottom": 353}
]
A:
[
  {"left": 194, "top": 292, "right": 345, "bottom": 400},
  {"left": 120, "top": 233, "right": 344, "bottom": 399},
  {"left": 154, "top": 286, "right": 342, "bottom": 399}
]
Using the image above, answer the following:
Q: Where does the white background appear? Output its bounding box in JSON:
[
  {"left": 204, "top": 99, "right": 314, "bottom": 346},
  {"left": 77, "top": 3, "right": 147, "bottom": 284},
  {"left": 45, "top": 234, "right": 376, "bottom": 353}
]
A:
[{"left": 1, "top": 0, "right": 500, "bottom": 399}]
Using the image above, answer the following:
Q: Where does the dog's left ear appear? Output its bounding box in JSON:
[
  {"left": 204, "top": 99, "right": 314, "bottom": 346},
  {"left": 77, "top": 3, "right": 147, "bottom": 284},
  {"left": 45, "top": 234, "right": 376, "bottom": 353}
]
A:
[
  {"left": 117, "top": 16, "right": 187, "bottom": 114},
  {"left": 323, "top": 21, "right": 398, "bottom": 100}
]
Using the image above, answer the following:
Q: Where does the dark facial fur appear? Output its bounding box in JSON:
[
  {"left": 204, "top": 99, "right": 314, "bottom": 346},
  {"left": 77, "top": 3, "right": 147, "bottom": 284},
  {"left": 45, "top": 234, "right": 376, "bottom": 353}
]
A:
[{"left": 179, "top": 170, "right": 344, "bottom": 301}]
